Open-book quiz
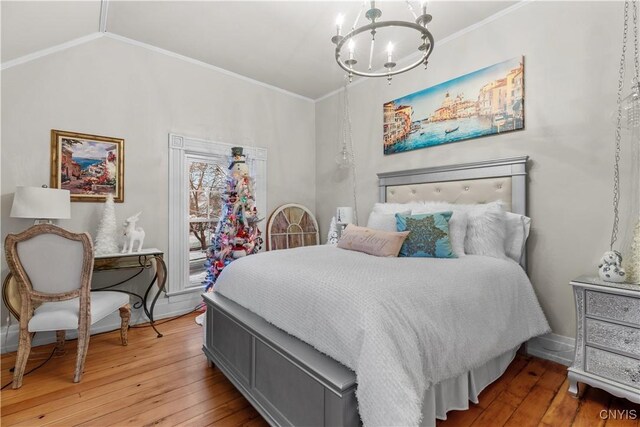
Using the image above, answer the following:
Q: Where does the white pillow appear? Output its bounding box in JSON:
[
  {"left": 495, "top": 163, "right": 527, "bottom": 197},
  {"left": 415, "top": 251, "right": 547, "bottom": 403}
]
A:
[
  {"left": 372, "top": 202, "right": 426, "bottom": 214},
  {"left": 504, "top": 212, "right": 531, "bottom": 263},
  {"left": 463, "top": 201, "right": 507, "bottom": 259},
  {"left": 411, "top": 208, "right": 468, "bottom": 257},
  {"left": 367, "top": 210, "right": 411, "bottom": 232}
]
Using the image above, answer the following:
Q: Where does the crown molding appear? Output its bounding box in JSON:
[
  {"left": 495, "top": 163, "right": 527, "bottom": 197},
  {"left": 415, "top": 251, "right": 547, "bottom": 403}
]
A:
[
  {"left": 1, "top": 32, "right": 104, "bottom": 71},
  {"left": 313, "top": 0, "right": 534, "bottom": 103}
]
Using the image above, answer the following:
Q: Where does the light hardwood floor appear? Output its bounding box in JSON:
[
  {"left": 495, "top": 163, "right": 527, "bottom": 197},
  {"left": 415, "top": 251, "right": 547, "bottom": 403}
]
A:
[{"left": 1, "top": 313, "right": 638, "bottom": 426}]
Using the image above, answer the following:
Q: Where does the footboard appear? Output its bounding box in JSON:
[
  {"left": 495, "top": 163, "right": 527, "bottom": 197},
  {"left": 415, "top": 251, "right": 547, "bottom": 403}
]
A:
[{"left": 202, "top": 292, "right": 360, "bottom": 427}]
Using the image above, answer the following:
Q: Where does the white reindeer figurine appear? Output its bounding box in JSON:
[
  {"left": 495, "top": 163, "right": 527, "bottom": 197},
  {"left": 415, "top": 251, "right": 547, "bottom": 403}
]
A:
[{"left": 122, "top": 212, "right": 146, "bottom": 254}]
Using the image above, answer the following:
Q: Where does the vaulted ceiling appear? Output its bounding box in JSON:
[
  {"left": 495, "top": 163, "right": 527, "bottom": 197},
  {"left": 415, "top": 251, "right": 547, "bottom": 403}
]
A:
[{"left": 1, "top": 1, "right": 518, "bottom": 100}]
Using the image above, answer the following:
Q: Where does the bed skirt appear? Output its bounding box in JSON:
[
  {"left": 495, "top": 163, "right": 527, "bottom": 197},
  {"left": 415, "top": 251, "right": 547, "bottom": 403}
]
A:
[{"left": 421, "top": 346, "right": 517, "bottom": 425}]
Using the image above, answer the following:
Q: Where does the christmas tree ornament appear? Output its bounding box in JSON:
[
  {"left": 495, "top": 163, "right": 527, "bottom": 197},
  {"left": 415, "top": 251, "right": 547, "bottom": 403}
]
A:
[
  {"left": 94, "top": 193, "right": 119, "bottom": 255},
  {"left": 122, "top": 211, "right": 146, "bottom": 254},
  {"left": 203, "top": 147, "right": 263, "bottom": 292}
]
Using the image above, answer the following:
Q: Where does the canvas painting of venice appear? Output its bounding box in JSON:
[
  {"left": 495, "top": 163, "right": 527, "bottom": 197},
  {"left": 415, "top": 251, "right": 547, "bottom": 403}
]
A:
[
  {"left": 383, "top": 56, "right": 524, "bottom": 155},
  {"left": 50, "top": 130, "right": 124, "bottom": 202}
]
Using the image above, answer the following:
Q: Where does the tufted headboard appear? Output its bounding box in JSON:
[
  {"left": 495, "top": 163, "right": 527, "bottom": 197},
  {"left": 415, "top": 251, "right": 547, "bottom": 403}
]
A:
[{"left": 377, "top": 156, "right": 529, "bottom": 266}]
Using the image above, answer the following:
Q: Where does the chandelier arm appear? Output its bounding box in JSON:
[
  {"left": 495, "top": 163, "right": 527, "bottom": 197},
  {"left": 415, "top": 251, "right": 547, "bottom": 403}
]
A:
[
  {"left": 352, "top": 2, "right": 366, "bottom": 31},
  {"left": 405, "top": 0, "right": 419, "bottom": 20},
  {"left": 335, "top": 21, "right": 434, "bottom": 78}
]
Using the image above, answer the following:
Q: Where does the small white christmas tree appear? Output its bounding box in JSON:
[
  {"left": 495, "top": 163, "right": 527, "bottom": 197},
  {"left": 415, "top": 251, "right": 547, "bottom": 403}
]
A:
[
  {"left": 626, "top": 217, "right": 640, "bottom": 284},
  {"left": 327, "top": 216, "right": 339, "bottom": 244},
  {"left": 95, "top": 193, "right": 119, "bottom": 255}
]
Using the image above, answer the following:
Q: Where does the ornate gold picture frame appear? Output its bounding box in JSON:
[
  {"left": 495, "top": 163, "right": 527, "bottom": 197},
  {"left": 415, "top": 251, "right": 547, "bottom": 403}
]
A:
[{"left": 50, "top": 129, "right": 124, "bottom": 202}]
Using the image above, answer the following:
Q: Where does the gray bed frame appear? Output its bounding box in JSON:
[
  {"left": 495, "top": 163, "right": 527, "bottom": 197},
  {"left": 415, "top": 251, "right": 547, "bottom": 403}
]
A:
[{"left": 202, "top": 156, "right": 529, "bottom": 426}]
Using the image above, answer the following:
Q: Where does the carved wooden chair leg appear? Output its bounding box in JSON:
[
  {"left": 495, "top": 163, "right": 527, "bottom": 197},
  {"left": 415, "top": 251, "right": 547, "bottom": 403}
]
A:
[
  {"left": 74, "top": 328, "right": 90, "bottom": 383},
  {"left": 119, "top": 304, "right": 131, "bottom": 346},
  {"left": 12, "top": 329, "right": 33, "bottom": 389},
  {"left": 55, "top": 330, "right": 66, "bottom": 354}
]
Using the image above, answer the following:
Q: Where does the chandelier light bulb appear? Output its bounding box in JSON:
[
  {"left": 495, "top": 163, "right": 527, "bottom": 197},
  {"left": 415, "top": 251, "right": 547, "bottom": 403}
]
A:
[
  {"left": 348, "top": 39, "right": 356, "bottom": 60},
  {"left": 387, "top": 42, "right": 394, "bottom": 62},
  {"left": 335, "top": 14, "right": 344, "bottom": 35},
  {"left": 420, "top": 0, "right": 427, "bottom": 14}
]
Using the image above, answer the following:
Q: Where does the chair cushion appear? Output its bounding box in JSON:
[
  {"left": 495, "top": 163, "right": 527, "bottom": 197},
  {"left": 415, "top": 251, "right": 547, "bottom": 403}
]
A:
[{"left": 28, "top": 292, "right": 129, "bottom": 332}]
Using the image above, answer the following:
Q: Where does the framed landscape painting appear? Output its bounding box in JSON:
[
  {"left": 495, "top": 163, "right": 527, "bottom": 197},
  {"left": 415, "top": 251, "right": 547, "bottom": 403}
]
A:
[
  {"left": 50, "top": 130, "right": 124, "bottom": 202},
  {"left": 383, "top": 56, "right": 524, "bottom": 155}
]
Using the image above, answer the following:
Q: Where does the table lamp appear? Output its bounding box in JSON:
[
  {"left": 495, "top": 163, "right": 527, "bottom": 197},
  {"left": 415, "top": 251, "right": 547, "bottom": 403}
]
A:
[
  {"left": 336, "top": 207, "right": 354, "bottom": 237},
  {"left": 10, "top": 186, "right": 71, "bottom": 224},
  {"left": 336, "top": 207, "right": 354, "bottom": 226}
]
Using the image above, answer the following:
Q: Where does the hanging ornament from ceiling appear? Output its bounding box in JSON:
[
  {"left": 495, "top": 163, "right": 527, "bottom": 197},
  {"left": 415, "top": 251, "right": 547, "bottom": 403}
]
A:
[{"left": 600, "top": 0, "right": 640, "bottom": 283}]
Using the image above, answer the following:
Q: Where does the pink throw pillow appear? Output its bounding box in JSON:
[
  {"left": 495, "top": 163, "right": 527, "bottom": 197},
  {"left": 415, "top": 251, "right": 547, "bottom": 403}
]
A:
[{"left": 337, "top": 224, "right": 409, "bottom": 257}]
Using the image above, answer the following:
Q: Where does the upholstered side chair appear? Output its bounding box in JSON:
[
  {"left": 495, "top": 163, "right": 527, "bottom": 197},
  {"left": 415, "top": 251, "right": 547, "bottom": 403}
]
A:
[{"left": 4, "top": 224, "right": 131, "bottom": 388}]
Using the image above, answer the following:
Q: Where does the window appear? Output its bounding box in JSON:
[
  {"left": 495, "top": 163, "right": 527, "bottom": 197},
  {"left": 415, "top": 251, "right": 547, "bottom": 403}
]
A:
[
  {"left": 168, "top": 134, "right": 267, "bottom": 296},
  {"left": 187, "top": 159, "right": 225, "bottom": 287}
]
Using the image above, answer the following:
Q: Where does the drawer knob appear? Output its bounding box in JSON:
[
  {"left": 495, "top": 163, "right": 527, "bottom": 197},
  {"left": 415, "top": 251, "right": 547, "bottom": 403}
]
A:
[
  {"left": 622, "top": 306, "right": 630, "bottom": 312},
  {"left": 625, "top": 367, "right": 640, "bottom": 383},
  {"left": 624, "top": 338, "right": 631, "bottom": 344}
]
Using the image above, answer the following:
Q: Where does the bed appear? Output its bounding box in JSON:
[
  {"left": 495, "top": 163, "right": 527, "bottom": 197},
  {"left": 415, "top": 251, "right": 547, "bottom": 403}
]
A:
[{"left": 202, "top": 156, "right": 549, "bottom": 426}]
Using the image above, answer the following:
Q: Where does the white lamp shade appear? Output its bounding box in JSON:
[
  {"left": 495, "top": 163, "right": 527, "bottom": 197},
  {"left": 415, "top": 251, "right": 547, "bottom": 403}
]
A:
[
  {"left": 336, "top": 207, "right": 354, "bottom": 225},
  {"left": 10, "top": 187, "right": 71, "bottom": 219}
]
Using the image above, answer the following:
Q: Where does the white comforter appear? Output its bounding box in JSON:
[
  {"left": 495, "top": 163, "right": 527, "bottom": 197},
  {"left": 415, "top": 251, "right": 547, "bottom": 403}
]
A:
[{"left": 214, "top": 245, "right": 550, "bottom": 426}]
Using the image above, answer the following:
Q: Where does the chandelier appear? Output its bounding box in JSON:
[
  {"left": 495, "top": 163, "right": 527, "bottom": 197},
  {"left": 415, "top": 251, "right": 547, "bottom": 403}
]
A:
[{"left": 331, "top": 1, "right": 435, "bottom": 84}]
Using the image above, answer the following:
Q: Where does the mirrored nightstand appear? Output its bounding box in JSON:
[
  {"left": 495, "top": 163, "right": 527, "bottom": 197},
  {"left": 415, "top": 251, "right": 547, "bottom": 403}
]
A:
[{"left": 568, "top": 275, "right": 640, "bottom": 403}]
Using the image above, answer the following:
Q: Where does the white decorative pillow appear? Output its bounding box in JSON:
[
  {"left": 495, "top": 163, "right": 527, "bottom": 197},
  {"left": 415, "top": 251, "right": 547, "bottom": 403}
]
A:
[
  {"left": 463, "top": 201, "right": 507, "bottom": 259},
  {"left": 367, "top": 210, "right": 411, "bottom": 232},
  {"left": 411, "top": 208, "right": 468, "bottom": 257},
  {"left": 504, "top": 212, "right": 531, "bottom": 263}
]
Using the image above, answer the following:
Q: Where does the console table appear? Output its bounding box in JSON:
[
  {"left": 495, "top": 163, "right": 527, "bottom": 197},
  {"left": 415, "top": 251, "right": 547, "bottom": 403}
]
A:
[{"left": 2, "top": 248, "right": 168, "bottom": 337}]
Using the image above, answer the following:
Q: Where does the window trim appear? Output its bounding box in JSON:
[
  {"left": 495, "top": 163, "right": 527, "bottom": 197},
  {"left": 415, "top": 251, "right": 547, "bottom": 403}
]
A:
[{"left": 167, "top": 134, "right": 267, "bottom": 296}]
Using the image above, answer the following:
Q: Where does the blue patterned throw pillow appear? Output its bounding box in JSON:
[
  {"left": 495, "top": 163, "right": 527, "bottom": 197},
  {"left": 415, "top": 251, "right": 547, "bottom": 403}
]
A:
[{"left": 395, "top": 211, "right": 457, "bottom": 258}]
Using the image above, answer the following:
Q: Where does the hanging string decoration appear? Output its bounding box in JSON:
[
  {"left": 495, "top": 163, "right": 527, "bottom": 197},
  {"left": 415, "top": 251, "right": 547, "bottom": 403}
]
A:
[
  {"left": 335, "top": 83, "right": 360, "bottom": 225},
  {"left": 203, "top": 147, "right": 263, "bottom": 291},
  {"left": 601, "top": 0, "right": 640, "bottom": 283}
]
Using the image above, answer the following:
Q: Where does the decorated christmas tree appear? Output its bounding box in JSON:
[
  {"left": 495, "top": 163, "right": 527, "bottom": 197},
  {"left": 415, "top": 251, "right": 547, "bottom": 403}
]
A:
[
  {"left": 203, "top": 147, "right": 263, "bottom": 291},
  {"left": 94, "top": 193, "right": 119, "bottom": 255}
]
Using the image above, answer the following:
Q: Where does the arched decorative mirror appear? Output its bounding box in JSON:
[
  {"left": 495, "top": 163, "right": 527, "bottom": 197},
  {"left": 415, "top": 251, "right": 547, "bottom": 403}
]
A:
[{"left": 267, "top": 204, "right": 320, "bottom": 250}]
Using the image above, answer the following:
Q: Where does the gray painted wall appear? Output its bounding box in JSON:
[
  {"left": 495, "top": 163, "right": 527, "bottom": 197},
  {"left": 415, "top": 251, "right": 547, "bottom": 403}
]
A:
[
  {"left": 1, "top": 36, "right": 316, "bottom": 335},
  {"left": 315, "top": 1, "right": 637, "bottom": 338}
]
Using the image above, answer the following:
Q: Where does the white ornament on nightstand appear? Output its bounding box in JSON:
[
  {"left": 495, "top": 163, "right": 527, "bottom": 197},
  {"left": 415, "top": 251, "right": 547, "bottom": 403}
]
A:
[
  {"left": 94, "top": 194, "right": 119, "bottom": 255},
  {"left": 598, "top": 250, "right": 627, "bottom": 283},
  {"left": 122, "top": 211, "right": 146, "bottom": 254}
]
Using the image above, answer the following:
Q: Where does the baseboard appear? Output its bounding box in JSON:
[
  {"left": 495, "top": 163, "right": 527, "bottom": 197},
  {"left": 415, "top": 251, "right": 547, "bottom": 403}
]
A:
[
  {"left": 527, "top": 333, "right": 575, "bottom": 366},
  {"left": 0, "top": 292, "right": 203, "bottom": 354}
]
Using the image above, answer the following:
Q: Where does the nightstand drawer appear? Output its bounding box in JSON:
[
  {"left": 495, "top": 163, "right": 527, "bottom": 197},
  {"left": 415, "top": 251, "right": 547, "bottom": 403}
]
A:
[
  {"left": 586, "top": 347, "right": 640, "bottom": 389},
  {"left": 586, "top": 319, "right": 640, "bottom": 357},
  {"left": 586, "top": 291, "right": 640, "bottom": 327}
]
